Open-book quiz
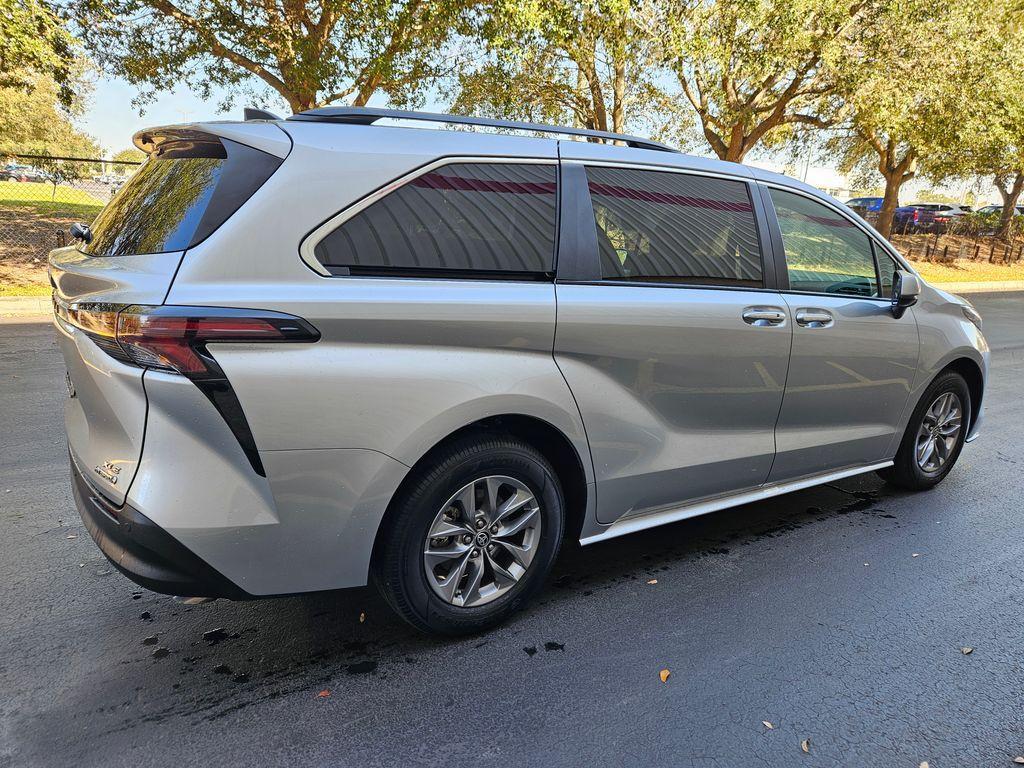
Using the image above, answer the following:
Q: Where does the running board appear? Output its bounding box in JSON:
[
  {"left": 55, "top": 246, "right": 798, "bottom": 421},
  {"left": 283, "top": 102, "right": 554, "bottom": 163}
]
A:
[{"left": 579, "top": 461, "right": 894, "bottom": 546}]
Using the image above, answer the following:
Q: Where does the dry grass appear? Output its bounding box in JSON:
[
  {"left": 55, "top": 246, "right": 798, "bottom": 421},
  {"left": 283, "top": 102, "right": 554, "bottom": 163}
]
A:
[
  {"left": 913, "top": 260, "right": 1024, "bottom": 284},
  {"left": 0, "top": 260, "right": 50, "bottom": 296}
]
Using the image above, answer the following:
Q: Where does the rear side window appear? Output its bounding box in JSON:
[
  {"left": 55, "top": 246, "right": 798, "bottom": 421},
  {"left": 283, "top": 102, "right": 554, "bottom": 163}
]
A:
[
  {"left": 585, "top": 166, "right": 763, "bottom": 287},
  {"left": 314, "top": 162, "right": 558, "bottom": 278},
  {"left": 84, "top": 138, "right": 281, "bottom": 256},
  {"left": 769, "top": 188, "right": 879, "bottom": 297}
]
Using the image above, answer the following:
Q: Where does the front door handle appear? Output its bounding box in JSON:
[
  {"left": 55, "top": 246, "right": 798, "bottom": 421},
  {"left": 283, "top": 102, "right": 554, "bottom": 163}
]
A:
[
  {"left": 742, "top": 307, "right": 787, "bottom": 327},
  {"left": 795, "top": 309, "right": 834, "bottom": 328}
]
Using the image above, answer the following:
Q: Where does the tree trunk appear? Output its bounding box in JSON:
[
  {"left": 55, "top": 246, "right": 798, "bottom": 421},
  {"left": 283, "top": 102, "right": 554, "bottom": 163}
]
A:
[
  {"left": 995, "top": 172, "right": 1024, "bottom": 241},
  {"left": 876, "top": 172, "right": 903, "bottom": 238},
  {"left": 611, "top": 60, "right": 626, "bottom": 135}
]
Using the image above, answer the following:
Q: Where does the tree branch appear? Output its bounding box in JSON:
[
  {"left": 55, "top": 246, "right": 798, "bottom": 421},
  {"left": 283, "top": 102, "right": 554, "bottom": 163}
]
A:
[{"left": 144, "top": 0, "right": 288, "bottom": 97}]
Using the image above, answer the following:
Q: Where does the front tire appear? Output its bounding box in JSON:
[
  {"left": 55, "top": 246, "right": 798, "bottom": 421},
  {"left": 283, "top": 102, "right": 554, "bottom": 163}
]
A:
[
  {"left": 373, "top": 433, "right": 564, "bottom": 635},
  {"left": 879, "top": 371, "right": 970, "bottom": 490}
]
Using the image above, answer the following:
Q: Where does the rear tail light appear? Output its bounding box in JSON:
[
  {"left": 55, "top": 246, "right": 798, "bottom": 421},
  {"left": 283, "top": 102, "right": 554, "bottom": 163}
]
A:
[
  {"left": 54, "top": 298, "right": 319, "bottom": 477},
  {"left": 54, "top": 299, "right": 320, "bottom": 378},
  {"left": 913, "top": 210, "right": 919, "bottom": 221},
  {"left": 115, "top": 306, "right": 320, "bottom": 376}
]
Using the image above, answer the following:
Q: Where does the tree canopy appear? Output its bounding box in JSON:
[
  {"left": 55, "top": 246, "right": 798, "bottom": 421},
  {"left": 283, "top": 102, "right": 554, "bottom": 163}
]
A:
[
  {"left": 0, "top": 72, "right": 99, "bottom": 157},
  {"left": 1, "top": 0, "right": 83, "bottom": 108},
  {"left": 652, "top": 0, "right": 859, "bottom": 163},
  {"left": 454, "top": 0, "right": 661, "bottom": 135},
  {"left": 69, "top": 0, "right": 478, "bottom": 112}
]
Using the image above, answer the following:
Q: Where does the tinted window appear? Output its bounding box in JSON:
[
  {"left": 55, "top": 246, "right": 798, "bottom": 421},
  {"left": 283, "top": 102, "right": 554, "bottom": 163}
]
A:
[
  {"left": 586, "top": 166, "right": 762, "bottom": 287},
  {"left": 84, "top": 138, "right": 280, "bottom": 256},
  {"left": 770, "top": 188, "right": 879, "bottom": 297},
  {"left": 314, "top": 163, "right": 557, "bottom": 277}
]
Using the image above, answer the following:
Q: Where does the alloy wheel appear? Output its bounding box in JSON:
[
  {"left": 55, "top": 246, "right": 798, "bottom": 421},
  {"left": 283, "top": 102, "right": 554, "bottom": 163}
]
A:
[
  {"left": 915, "top": 391, "right": 963, "bottom": 473},
  {"left": 423, "top": 475, "right": 542, "bottom": 607}
]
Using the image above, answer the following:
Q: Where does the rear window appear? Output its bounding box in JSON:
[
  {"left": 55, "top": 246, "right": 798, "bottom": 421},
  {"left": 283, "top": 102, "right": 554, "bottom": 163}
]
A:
[
  {"left": 83, "top": 138, "right": 280, "bottom": 256},
  {"left": 313, "top": 162, "right": 558, "bottom": 278}
]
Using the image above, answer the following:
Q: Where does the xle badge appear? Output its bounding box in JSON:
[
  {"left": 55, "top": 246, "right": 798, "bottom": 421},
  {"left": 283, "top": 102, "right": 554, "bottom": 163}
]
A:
[{"left": 94, "top": 461, "right": 121, "bottom": 485}]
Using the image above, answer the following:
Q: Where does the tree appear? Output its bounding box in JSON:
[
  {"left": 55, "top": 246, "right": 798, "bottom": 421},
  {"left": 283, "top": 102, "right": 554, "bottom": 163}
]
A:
[
  {"left": 0, "top": 72, "right": 98, "bottom": 157},
  {"left": 111, "top": 147, "right": 146, "bottom": 164},
  {"left": 924, "top": 14, "right": 1024, "bottom": 241},
  {"left": 454, "top": 0, "right": 662, "bottom": 135},
  {"left": 70, "top": 0, "right": 477, "bottom": 113},
  {"left": 649, "top": 0, "right": 875, "bottom": 163},
  {"left": 826, "top": 0, "right": 1010, "bottom": 237},
  {"left": 0, "top": 0, "right": 81, "bottom": 107}
]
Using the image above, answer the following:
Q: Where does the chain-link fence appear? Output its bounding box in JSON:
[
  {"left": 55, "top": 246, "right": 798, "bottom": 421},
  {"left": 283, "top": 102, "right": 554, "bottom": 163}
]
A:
[{"left": 0, "top": 154, "right": 142, "bottom": 292}]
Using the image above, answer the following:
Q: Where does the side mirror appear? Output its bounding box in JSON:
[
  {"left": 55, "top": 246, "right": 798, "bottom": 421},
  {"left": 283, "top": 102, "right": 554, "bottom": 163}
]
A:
[
  {"left": 69, "top": 222, "right": 92, "bottom": 245},
  {"left": 891, "top": 269, "right": 920, "bottom": 319}
]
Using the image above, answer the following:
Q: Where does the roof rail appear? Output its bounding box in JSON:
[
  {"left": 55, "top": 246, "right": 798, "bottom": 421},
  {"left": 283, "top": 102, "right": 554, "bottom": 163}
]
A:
[{"left": 287, "top": 106, "right": 677, "bottom": 153}]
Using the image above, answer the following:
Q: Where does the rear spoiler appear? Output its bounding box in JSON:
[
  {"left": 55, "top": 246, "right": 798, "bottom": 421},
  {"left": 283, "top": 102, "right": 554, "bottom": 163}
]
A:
[{"left": 133, "top": 121, "right": 291, "bottom": 159}]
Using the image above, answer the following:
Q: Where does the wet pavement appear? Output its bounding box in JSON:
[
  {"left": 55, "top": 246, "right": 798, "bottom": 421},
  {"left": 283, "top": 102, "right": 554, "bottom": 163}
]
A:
[{"left": 1, "top": 292, "right": 1023, "bottom": 767}]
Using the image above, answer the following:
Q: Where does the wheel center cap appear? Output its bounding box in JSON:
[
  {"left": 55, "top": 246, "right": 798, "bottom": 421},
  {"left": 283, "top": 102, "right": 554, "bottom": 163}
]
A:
[{"left": 476, "top": 532, "right": 489, "bottom": 547}]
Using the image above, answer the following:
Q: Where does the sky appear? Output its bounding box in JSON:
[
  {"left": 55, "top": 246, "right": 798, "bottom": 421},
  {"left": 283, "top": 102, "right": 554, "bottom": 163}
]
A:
[{"left": 78, "top": 76, "right": 996, "bottom": 205}]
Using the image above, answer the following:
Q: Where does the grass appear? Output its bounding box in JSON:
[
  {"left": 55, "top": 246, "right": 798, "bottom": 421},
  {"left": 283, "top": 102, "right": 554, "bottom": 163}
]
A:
[
  {"left": 0, "top": 281, "right": 50, "bottom": 297},
  {"left": 0, "top": 180, "right": 105, "bottom": 217},
  {"left": 913, "top": 259, "right": 1024, "bottom": 284}
]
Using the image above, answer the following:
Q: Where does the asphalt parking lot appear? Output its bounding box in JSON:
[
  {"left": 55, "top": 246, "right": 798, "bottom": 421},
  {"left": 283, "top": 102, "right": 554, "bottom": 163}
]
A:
[{"left": 1, "top": 292, "right": 1022, "bottom": 768}]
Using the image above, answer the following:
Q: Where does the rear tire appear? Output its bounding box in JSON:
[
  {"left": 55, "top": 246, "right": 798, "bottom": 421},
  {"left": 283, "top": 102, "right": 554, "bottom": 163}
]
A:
[
  {"left": 878, "top": 371, "right": 970, "bottom": 491},
  {"left": 373, "top": 432, "right": 564, "bottom": 635}
]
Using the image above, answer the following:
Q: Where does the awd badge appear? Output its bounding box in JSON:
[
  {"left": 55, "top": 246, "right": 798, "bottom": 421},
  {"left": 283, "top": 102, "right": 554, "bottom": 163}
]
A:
[{"left": 94, "top": 461, "right": 121, "bottom": 485}]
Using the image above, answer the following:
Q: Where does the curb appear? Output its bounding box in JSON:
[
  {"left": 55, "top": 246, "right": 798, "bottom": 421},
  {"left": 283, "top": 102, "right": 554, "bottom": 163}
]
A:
[
  {"left": 0, "top": 296, "right": 51, "bottom": 318},
  {"left": 930, "top": 280, "right": 1024, "bottom": 294}
]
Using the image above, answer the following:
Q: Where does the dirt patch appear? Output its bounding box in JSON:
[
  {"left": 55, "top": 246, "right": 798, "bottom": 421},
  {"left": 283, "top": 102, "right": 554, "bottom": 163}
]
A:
[{"left": 0, "top": 208, "right": 81, "bottom": 265}]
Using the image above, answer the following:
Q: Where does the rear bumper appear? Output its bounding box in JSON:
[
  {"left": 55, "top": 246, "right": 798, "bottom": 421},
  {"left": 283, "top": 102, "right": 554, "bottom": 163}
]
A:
[{"left": 70, "top": 455, "right": 250, "bottom": 599}]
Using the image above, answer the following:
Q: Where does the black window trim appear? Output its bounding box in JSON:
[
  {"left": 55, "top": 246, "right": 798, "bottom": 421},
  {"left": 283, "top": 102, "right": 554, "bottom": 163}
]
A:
[
  {"left": 556, "top": 159, "right": 776, "bottom": 292},
  {"left": 759, "top": 181, "right": 917, "bottom": 304},
  {"left": 298, "top": 155, "right": 560, "bottom": 282}
]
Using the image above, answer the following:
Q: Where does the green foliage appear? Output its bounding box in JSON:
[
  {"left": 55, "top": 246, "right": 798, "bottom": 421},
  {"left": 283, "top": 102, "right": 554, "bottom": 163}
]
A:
[
  {"left": 453, "top": 0, "right": 666, "bottom": 135},
  {"left": 69, "top": 0, "right": 478, "bottom": 112},
  {"left": 0, "top": 73, "right": 99, "bottom": 157},
  {"left": 0, "top": 0, "right": 82, "bottom": 108},
  {"left": 111, "top": 147, "right": 145, "bottom": 164},
  {"left": 653, "top": 0, "right": 860, "bottom": 162},
  {"left": 821, "top": 0, "right": 1018, "bottom": 235}
]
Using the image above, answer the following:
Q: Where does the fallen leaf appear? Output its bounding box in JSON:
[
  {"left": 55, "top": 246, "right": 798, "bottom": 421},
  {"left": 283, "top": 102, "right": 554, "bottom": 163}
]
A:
[
  {"left": 647, "top": 579, "right": 658, "bottom": 585},
  {"left": 317, "top": 689, "right": 331, "bottom": 698},
  {"left": 961, "top": 646, "right": 974, "bottom": 655},
  {"left": 659, "top": 669, "right": 670, "bottom": 683},
  {"left": 359, "top": 612, "right": 366, "bottom": 623},
  {"left": 801, "top": 738, "right": 810, "bottom": 753},
  {"left": 762, "top": 721, "right": 774, "bottom": 729}
]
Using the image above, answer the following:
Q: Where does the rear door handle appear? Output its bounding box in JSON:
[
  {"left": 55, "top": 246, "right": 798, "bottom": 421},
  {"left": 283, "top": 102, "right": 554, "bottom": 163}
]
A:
[
  {"left": 795, "top": 309, "right": 834, "bottom": 328},
  {"left": 742, "top": 307, "right": 787, "bottom": 327}
]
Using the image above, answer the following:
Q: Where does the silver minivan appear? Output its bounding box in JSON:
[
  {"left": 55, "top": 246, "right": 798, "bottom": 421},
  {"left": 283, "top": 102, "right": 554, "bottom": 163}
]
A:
[{"left": 50, "top": 108, "right": 988, "bottom": 634}]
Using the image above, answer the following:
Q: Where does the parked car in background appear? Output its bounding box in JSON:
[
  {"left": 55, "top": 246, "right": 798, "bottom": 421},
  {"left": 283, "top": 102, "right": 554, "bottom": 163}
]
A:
[
  {"left": 51, "top": 108, "right": 989, "bottom": 635},
  {"left": 966, "top": 204, "right": 1024, "bottom": 236},
  {"left": 845, "top": 197, "right": 924, "bottom": 232},
  {"left": 0, "top": 164, "right": 47, "bottom": 182},
  {"left": 910, "top": 202, "right": 973, "bottom": 232},
  {"left": 976, "top": 204, "right": 1024, "bottom": 217}
]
